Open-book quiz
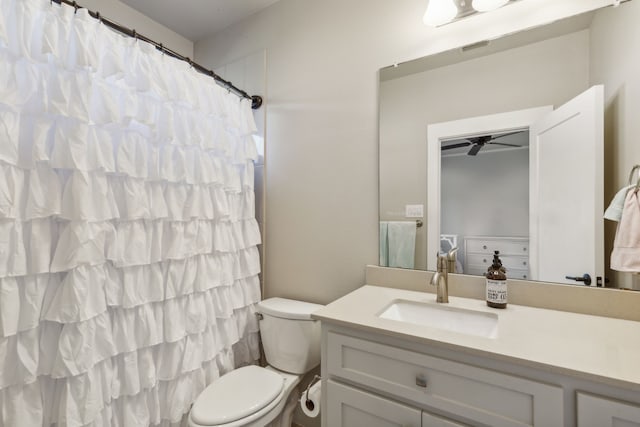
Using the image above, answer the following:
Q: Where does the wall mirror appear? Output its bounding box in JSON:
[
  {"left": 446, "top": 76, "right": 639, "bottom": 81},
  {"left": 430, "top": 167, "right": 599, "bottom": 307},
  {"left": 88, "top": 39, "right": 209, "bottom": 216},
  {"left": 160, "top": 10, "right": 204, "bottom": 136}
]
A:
[{"left": 378, "top": 0, "right": 639, "bottom": 289}]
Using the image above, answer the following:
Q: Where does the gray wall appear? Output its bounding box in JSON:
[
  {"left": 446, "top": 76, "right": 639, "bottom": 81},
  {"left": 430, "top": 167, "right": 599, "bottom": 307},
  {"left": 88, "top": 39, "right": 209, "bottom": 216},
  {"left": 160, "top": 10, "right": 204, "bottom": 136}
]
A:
[{"left": 441, "top": 147, "right": 529, "bottom": 250}]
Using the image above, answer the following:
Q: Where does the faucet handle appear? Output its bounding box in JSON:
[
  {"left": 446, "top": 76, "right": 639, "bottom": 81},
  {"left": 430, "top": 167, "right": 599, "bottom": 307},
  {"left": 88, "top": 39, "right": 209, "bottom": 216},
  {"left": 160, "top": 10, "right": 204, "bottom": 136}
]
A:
[
  {"left": 446, "top": 247, "right": 458, "bottom": 274},
  {"left": 437, "top": 254, "right": 447, "bottom": 272}
]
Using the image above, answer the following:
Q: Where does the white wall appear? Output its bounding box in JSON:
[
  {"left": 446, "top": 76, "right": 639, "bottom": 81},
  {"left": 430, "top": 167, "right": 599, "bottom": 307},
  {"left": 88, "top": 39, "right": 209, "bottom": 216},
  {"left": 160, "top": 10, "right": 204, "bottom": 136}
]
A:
[
  {"left": 79, "top": 0, "right": 193, "bottom": 57},
  {"left": 194, "top": 0, "right": 613, "bottom": 304}
]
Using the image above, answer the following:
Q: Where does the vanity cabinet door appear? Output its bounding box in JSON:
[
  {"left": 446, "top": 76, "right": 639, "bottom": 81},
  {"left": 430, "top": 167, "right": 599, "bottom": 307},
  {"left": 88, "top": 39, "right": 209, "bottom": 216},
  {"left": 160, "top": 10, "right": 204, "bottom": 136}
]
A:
[
  {"left": 577, "top": 393, "right": 640, "bottom": 427},
  {"left": 422, "top": 411, "right": 470, "bottom": 426},
  {"left": 327, "top": 332, "right": 563, "bottom": 427},
  {"left": 326, "top": 380, "right": 422, "bottom": 427}
]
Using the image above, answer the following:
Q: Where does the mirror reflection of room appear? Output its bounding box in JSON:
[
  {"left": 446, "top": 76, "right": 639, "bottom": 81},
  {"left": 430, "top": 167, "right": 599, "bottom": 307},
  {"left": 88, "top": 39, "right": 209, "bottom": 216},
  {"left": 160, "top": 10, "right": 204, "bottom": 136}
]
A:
[
  {"left": 379, "top": 0, "right": 640, "bottom": 290},
  {"left": 440, "top": 130, "right": 530, "bottom": 278}
]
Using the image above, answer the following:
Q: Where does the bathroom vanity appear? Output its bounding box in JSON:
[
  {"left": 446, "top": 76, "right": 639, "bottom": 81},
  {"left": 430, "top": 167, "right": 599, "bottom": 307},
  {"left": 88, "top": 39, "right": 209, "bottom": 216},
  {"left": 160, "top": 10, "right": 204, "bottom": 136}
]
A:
[{"left": 313, "top": 286, "right": 640, "bottom": 427}]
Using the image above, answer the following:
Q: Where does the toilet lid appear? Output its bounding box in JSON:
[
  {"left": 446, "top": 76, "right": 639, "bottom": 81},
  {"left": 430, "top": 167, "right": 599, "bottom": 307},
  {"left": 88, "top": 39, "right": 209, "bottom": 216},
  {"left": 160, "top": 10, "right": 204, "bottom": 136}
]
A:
[{"left": 190, "top": 365, "right": 284, "bottom": 426}]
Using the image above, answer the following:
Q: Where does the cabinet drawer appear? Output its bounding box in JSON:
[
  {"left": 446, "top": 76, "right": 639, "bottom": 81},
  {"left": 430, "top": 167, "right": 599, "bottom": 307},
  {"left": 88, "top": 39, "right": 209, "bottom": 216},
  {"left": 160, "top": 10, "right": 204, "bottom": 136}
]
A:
[
  {"left": 327, "top": 332, "right": 563, "bottom": 427},
  {"left": 577, "top": 392, "right": 640, "bottom": 426},
  {"left": 466, "top": 254, "right": 528, "bottom": 271},
  {"left": 326, "top": 380, "right": 422, "bottom": 427},
  {"left": 505, "top": 269, "right": 529, "bottom": 280},
  {"left": 466, "top": 238, "right": 529, "bottom": 256},
  {"left": 464, "top": 265, "right": 529, "bottom": 280}
]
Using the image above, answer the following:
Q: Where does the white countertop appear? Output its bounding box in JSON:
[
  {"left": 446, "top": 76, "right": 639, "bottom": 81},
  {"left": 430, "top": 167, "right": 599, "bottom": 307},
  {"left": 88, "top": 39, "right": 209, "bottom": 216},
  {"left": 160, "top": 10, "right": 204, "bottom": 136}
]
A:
[{"left": 312, "top": 285, "right": 640, "bottom": 390}]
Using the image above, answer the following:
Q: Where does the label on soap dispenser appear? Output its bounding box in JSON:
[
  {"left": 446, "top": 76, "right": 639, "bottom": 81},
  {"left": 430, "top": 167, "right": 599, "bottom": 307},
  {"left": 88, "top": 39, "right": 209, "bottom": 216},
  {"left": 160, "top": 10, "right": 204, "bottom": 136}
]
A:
[{"left": 486, "top": 279, "right": 507, "bottom": 304}]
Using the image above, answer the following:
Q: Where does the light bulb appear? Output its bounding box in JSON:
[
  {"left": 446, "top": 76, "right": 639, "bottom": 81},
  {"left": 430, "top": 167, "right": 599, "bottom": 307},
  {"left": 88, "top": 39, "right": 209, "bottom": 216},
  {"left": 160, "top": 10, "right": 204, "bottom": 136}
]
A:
[
  {"left": 423, "top": 0, "right": 458, "bottom": 27},
  {"left": 472, "top": 0, "right": 509, "bottom": 12}
]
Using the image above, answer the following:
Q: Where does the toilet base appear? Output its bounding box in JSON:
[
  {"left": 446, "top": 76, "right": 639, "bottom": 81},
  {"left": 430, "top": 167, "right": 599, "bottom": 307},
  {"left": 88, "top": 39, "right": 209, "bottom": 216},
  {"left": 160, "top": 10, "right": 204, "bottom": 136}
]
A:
[{"left": 264, "top": 387, "right": 300, "bottom": 427}]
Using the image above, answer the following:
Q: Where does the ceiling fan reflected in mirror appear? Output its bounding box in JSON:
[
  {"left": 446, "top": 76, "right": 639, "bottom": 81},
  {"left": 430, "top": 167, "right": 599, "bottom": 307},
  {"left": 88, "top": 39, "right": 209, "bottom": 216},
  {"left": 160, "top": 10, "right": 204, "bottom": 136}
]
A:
[{"left": 441, "top": 130, "right": 526, "bottom": 156}]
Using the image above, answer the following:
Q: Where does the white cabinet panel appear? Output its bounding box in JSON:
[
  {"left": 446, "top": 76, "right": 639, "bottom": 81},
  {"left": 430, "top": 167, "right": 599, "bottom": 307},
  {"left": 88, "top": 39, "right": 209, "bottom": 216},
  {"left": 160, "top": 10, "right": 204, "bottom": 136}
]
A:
[
  {"left": 577, "top": 393, "right": 640, "bottom": 427},
  {"left": 327, "top": 332, "right": 563, "bottom": 427},
  {"left": 326, "top": 380, "right": 421, "bottom": 427}
]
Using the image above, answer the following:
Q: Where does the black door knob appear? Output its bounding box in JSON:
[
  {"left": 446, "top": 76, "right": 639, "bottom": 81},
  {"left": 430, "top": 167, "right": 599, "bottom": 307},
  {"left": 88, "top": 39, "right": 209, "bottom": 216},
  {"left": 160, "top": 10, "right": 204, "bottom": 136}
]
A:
[{"left": 565, "top": 274, "right": 592, "bottom": 286}]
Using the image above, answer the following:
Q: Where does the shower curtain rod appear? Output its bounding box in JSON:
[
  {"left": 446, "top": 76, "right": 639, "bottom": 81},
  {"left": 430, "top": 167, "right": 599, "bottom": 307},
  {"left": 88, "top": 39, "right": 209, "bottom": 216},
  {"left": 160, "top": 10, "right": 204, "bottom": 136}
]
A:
[{"left": 51, "top": 0, "right": 263, "bottom": 110}]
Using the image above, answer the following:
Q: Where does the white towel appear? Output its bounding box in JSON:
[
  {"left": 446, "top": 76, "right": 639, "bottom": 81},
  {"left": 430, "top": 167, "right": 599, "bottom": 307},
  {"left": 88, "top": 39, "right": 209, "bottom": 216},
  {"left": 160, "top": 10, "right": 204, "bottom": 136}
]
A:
[
  {"left": 611, "top": 189, "right": 640, "bottom": 272},
  {"left": 604, "top": 184, "right": 634, "bottom": 222},
  {"left": 386, "top": 221, "right": 416, "bottom": 269}
]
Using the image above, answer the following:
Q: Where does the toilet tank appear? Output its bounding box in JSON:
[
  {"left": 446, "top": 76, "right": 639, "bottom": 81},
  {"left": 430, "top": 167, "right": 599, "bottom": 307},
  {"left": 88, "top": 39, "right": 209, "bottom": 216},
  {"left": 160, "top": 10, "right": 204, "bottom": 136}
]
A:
[{"left": 256, "top": 298, "right": 323, "bottom": 375}]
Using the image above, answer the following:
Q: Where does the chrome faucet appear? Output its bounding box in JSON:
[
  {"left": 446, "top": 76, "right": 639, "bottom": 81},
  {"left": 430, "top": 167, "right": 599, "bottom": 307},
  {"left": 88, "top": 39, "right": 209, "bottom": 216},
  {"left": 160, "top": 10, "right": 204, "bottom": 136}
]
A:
[
  {"left": 429, "top": 248, "right": 458, "bottom": 303},
  {"left": 447, "top": 247, "right": 459, "bottom": 275}
]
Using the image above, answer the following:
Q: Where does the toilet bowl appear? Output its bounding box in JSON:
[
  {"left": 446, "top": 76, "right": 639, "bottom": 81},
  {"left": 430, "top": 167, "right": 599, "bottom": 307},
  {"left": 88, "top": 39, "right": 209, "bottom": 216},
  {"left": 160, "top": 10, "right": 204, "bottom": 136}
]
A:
[
  {"left": 188, "top": 365, "right": 300, "bottom": 427},
  {"left": 188, "top": 298, "right": 323, "bottom": 427}
]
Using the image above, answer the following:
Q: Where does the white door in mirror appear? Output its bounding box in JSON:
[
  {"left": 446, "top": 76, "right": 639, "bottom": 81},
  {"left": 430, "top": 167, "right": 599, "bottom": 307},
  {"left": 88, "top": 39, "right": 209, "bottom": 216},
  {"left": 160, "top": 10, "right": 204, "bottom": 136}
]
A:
[{"left": 529, "top": 85, "right": 604, "bottom": 285}]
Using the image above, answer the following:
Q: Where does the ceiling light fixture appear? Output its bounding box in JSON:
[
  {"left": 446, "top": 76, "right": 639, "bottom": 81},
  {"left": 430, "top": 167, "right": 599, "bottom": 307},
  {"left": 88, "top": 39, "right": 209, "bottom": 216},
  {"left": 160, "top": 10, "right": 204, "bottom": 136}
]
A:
[
  {"left": 423, "top": 0, "right": 459, "bottom": 27},
  {"left": 423, "top": 0, "right": 517, "bottom": 27},
  {"left": 471, "top": 0, "right": 509, "bottom": 12}
]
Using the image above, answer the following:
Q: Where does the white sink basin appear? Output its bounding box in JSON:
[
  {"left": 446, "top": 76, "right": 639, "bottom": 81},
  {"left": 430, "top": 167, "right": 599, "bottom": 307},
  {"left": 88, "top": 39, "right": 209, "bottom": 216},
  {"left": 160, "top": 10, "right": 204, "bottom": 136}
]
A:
[{"left": 378, "top": 299, "right": 499, "bottom": 338}]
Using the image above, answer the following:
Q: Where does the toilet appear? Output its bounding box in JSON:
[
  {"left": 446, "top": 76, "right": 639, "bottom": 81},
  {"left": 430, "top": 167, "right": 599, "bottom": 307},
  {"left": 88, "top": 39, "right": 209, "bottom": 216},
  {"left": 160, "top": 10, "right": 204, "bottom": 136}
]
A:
[{"left": 188, "top": 298, "right": 323, "bottom": 427}]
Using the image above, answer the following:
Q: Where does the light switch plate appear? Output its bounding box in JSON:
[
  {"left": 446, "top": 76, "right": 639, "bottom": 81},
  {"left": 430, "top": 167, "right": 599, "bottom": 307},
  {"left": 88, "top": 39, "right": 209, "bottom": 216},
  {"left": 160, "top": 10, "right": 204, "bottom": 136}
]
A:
[{"left": 405, "top": 204, "right": 424, "bottom": 218}]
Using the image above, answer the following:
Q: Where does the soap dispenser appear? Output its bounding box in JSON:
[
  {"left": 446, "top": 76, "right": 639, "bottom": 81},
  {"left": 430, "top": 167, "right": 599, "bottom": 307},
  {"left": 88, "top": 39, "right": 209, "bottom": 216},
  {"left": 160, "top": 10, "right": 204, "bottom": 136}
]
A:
[{"left": 486, "top": 250, "right": 507, "bottom": 309}]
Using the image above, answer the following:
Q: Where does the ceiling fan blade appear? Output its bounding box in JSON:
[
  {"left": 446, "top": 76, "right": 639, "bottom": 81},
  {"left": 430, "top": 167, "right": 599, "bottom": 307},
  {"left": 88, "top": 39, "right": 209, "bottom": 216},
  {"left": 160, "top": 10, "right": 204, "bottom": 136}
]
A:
[
  {"left": 467, "top": 135, "right": 490, "bottom": 144},
  {"left": 490, "top": 130, "right": 525, "bottom": 141},
  {"left": 467, "top": 144, "right": 483, "bottom": 156},
  {"left": 488, "top": 142, "right": 522, "bottom": 147},
  {"left": 442, "top": 141, "right": 471, "bottom": 151}
]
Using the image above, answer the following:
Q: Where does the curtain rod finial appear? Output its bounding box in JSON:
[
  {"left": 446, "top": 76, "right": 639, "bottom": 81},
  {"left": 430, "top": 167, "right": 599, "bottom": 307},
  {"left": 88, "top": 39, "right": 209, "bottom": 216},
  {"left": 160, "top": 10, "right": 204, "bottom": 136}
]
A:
[{"left": 251, "top": 95, "right": 263, "bottom": 110}]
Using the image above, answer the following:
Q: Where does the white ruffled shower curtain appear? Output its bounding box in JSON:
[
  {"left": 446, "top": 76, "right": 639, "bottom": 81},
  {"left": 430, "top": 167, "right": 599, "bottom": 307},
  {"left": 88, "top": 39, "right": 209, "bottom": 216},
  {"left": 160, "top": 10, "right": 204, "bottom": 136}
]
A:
[{"left": 0, "top": 0, "right": 262, "bottom": 425}]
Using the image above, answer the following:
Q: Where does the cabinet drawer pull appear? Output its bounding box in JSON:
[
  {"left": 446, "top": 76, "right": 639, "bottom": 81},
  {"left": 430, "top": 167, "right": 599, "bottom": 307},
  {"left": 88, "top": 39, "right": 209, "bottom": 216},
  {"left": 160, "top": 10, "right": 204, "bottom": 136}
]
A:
[
  {"left": 482, "top": 245, "right": 487, "bottom": 250},
  {"left": 415, "top": 375, "right": 428, "bottom": 388}
]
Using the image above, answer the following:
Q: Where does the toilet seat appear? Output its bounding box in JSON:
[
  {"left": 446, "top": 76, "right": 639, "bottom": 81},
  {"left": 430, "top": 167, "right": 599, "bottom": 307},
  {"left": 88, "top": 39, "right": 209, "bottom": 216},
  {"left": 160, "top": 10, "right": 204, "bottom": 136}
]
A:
[{"left": 190, "top": 365, "right": 284, "bottom": 426}]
